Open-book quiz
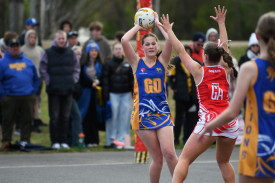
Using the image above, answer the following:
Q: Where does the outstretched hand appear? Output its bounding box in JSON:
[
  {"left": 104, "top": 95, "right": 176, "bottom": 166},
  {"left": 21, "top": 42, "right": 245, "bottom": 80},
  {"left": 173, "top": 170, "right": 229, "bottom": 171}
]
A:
[
  {"left": 160, "top": 14, "right": 173, "bottom": 32},
  {"left": 210, "top": 5, "right": 227, "bottom": 24}
]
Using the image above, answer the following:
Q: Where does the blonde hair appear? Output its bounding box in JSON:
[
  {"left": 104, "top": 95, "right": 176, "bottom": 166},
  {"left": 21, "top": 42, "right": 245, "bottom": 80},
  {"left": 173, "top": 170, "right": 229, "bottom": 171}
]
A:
[{"left": 256, "top": 11, "right": 275, "bottom": 69}]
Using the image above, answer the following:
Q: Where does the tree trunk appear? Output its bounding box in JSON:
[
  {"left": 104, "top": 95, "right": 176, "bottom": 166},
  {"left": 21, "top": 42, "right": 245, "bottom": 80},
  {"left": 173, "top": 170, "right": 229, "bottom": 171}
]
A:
[
  {"left": 30, "top": 0, "right": 41, "bottom": 39},
  {"left": 0, "top": 0, "right": 7, "bottom": 37},
  {"left": 9, "top": 0, "right": 24, "bottom": 34}
]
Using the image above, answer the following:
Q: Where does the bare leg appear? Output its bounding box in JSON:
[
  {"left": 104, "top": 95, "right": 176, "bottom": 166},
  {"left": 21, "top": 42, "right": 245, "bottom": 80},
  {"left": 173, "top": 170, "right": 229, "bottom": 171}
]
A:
[
  {"left": 216, "top": 137, "right": 236, "bottom": 183},
  {"left": 239, "top": 174, "right": 275, "bottom": 183},
  {"left": 137, "top": 130, "right": 163, "bottom": 183},
  {"left": 156, "top": 126, "right": 178, "bottom": 175},
  {"left": 172, "top": 133, "right": 217, "bottom": 183}
]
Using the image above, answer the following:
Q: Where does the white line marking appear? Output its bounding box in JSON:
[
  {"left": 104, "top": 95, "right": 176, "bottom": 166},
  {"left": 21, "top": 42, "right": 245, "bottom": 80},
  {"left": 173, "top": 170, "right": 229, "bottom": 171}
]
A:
[{"left": 0, "top": 160, "right": 238, "bottom": 169}]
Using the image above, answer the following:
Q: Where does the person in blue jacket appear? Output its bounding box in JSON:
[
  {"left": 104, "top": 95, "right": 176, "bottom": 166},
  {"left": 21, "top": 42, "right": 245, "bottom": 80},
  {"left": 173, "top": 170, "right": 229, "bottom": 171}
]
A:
[{"left": 0, "top": 38, "right": 39, "bottom": 151}]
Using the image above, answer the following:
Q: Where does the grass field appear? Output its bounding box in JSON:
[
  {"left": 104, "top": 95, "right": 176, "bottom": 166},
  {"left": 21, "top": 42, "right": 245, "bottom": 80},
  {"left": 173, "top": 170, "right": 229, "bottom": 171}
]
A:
[{"left": 3, "top": 42, "right": 247, "bottom": 152}]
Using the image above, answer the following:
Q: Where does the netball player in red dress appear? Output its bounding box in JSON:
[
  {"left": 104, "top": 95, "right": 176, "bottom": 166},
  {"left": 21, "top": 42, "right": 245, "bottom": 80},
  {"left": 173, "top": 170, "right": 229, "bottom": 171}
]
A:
[{"left": 161, "top": 6, "right": 239, "bottom": 183}]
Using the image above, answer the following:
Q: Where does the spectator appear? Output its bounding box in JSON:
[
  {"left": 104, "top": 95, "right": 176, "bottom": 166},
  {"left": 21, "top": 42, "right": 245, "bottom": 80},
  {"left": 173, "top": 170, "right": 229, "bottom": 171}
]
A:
[
  {"left": 67, "top": 31, "right": 79, "bottom": 48},
  {"left": 21, "top": 30, "right": 45, "bottom": 133},
  {"left": 189, "top": 32, "right": 205, "bottom": 63},
  {"left": 169, "top": 45, "right": 199, "bottom": 145},
  {"left": 39, "top": 30, "right": 80, "bottom": 150},
  {"left": 238, "top": 33, "right": 260, "bottom": 67},
  {"left": 68, "top": 46, "right": 83, "bottom": 147},
  {"left": 0, "top": 38, "right": 39, "bottom": 151},
  {"left": 60, "top": 20, "right": 72, "bottom": 34},
  {"left": 19, "top": 17, "right": 42, "bottom": 46},
  {"left": 205, "top": 28, "right": 219, "bottom": 42},
  {"left": 102, "top": 42, "right": 133, "bottom": 149},
  {"left": 78, "top": 42, "right": 103, "bottom": 147},
  {"left": 82, "top": 21, "right": 111, "bottom": 64}
]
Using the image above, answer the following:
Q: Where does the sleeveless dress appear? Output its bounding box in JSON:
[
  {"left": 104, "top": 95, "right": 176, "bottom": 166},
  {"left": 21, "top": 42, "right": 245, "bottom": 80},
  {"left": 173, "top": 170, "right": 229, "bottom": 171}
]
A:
[
  {"left": 131, "top": 57, "right": 173, "bottom": 130},
  {"left": 193, "top": 65, "right": 239, "bottom": 139},
  {"left": 239, "top": 59, "right": 275, "bottom": 178}
]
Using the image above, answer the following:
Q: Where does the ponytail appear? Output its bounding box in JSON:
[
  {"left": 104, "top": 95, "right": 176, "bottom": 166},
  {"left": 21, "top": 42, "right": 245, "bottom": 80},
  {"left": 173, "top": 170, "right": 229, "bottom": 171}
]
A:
[
  {"left": 267, "top": 37, "right": 275, "bottom": 69},
  {"left": 217, "top": 47, "right": 238, "bottom": 78}
]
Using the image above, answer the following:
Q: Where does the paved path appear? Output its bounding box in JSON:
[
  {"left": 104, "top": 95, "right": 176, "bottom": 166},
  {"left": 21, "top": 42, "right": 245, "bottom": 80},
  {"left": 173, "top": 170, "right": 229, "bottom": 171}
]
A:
[{"left": 0, "top": 147, "right": 240, "bottom": 183}]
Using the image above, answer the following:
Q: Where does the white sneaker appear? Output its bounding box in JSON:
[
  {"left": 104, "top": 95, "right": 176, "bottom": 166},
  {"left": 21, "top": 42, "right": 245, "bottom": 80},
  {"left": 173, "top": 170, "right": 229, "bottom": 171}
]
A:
[
  {"left": 52, "top": 143, "right": 60, "bottom": 150},
  {"left": 87, "top": 143, "right": 98, "bottom": 148},
  {"left": 60, "top": 143, "right": 70, "bottom": 149}
]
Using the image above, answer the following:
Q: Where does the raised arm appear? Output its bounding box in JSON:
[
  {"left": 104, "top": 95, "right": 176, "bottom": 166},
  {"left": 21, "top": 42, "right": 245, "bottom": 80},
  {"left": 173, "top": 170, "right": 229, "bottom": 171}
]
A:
[
  {"left": 121, "top": 24, "right": 140, "bottom": 72},
  {"left": 160, "top": 14, "right": 201, "bottom": 80},
  {"left": 211, "top": 5, "right": 230, "bottom": 68},
  {"left": 154, "top": 12, "right": 172, "bottom": 66}
]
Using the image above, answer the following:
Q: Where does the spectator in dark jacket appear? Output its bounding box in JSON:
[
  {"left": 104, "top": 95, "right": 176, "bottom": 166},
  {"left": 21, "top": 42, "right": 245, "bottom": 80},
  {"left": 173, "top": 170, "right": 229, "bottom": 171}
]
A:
[
  {"left": 0, "top": 38, "right": 39, "bottom": 151},
  {"left": 102, "top": 42, "right": 133, "bottom": 149},
  {"left": 39, "top": 30, "right": 80, "bottom": 150},
  {"left": 169, "top": 45, "right": 199, "bottom": 145}
]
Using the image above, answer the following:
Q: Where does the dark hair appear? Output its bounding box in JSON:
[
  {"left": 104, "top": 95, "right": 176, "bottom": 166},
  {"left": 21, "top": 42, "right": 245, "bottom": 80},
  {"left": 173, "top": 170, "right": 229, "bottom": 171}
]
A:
[
  {"left": 256, "top": 11, "right": 275, "bottom": 69},
  {"left": 81, "top": 50, "right": 102, "bottom": 66},
  {"left": 114, "top": 31, "right": 125, "bottom": 42},
  {"left": 60, "top": 20, "right": 72, "bottom": 30},
  {"left": 184, "top": 45, "right": 192, "bottom": 55},
  {"left": 204, "top": 42, "right": 238, "bottom": 78}
]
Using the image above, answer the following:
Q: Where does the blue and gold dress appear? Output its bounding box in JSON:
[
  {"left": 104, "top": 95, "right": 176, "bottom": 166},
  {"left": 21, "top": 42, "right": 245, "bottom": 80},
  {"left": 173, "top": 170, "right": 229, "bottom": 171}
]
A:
[{"left": 131, "top": 57, "right": 173, "bottom": 130}]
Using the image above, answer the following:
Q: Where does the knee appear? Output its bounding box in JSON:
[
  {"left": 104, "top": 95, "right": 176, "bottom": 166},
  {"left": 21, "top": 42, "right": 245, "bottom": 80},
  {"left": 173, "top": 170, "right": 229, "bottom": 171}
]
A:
[
  {"left": 216, "top": 157, "right": 230, "bottom": 167},
  {"left": 162, "top": 148, "right": 177, "bottom": 163}
]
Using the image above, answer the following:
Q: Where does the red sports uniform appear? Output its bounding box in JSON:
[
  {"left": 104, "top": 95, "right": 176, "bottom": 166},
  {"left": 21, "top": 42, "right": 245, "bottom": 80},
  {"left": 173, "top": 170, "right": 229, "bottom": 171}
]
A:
[{"left": 194, "top": 65, "right": 239, "bottom": 139}]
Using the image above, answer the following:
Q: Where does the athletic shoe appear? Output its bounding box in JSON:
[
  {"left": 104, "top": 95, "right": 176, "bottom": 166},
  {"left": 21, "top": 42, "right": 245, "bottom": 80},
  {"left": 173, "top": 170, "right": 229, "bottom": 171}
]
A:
[
  {"left": 113, "top": 140, "right": 125, "bottom": 147},
  {"left": 124, "top": 146, "right": 135, "bottom": 150},
  {"left": 60, "top": 143, "right": 70, "bottom": 149},
  {"left": 52, "top": 143, "right": 60, "bottom": 150}
]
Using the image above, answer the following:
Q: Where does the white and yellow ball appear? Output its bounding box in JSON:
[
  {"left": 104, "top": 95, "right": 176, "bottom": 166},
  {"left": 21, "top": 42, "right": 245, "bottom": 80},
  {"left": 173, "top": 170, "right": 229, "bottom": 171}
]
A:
[{"left": 134, "top": 8, "right": 155, "bottom": 29}]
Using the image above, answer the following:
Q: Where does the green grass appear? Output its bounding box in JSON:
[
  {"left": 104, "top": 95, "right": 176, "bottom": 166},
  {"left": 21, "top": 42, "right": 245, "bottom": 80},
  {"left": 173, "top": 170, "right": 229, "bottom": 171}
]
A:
[{"left": 3, "top": 43, "right": 247, "bottom": 152}]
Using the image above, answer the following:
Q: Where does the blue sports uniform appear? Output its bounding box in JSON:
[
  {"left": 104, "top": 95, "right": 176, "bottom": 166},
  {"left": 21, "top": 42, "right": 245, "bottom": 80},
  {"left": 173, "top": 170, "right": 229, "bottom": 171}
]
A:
[
  {"left": 239, "top": 58, "right": 275, "bottom": 178},
  {"left": 131, "top": 57, "right": 173, "bottom": 130}
]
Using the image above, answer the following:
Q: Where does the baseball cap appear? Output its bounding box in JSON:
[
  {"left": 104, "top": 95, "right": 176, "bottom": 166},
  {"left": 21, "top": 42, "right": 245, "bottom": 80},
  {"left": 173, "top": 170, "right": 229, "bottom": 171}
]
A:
[
  {"left": 25, "top": 18, "right": 39, "bottom": 26},
  {"left": 192, "top": 32, "right": 206, "bottom": 42},
  {"left": 8, "top": 38, "right": 20, "bottom": 47},
  {"left": 67, "top": 31, "right": 78, "bottom": 39}
]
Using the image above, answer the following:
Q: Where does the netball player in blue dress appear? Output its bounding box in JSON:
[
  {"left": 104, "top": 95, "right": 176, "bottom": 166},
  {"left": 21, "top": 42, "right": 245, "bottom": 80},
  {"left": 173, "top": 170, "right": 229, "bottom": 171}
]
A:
[
  {"left": 201, "top": 11, "right": 275, "bottom": 183},
  {"left": 121, "top": 12, "right": 178, "bottom": 183}
]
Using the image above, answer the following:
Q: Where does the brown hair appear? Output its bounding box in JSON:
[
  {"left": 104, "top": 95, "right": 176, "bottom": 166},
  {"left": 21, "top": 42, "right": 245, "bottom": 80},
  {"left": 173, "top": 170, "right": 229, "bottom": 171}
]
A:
[
  {"left": 4, "top": 32, "right": 18, "bottom": 46},
  {"left": 256, "top": 11, "right": 275, "bottom": 69},
  {"left": 89, "top": 21, "right": 103, "bottom": 31},
  {"left": 204, "top": 42, "right": 238, "bottom": 78}
]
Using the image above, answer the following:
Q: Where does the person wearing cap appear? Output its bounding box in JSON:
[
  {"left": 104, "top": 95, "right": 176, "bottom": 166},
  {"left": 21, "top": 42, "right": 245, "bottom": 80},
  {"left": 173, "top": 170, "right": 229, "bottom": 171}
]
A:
[
  {"left": 77, "top": 42, "right": 103, "bottom": 148},
  {"left": 82, "top": 21, "right": 111, "bottom": 64},
  {"left": 0, "top": 38, "right": 39, "bottom": 151},
  {"left": 19, "top": 17, "right": 42, "bottom": 47},
  {"left": 205, "top": 28, "right": 219, "bottom": 42},
  {"left": 189, "top": 32, "right": 206, "bottom": 63},
  {"left": 67, "top": 31, "right": 79, "bottom": 48},
  {"left": 238, "top": 32, "right": 260, "bottom": 68},
  {"left": 39, "top": 30, "right": 80, "bottom": 150},
  {"left": 21, "top": 30, "right": 45, "bottom": 133}
]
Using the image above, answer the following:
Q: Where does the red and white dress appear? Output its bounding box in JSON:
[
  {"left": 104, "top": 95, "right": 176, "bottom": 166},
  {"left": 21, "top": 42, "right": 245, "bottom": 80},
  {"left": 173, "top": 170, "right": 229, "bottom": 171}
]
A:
[{"left": 194, "top": 65, "right": 239, "bottom": 139}]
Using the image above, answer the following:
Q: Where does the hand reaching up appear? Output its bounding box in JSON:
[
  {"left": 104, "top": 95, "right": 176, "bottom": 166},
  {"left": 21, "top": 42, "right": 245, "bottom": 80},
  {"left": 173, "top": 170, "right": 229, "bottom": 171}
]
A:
[
  {"left": 210, "top": 5, "right": 227, "bottom": 25},
  {"left": 160, "top": 14, "right": 173, "bottom": 33}
]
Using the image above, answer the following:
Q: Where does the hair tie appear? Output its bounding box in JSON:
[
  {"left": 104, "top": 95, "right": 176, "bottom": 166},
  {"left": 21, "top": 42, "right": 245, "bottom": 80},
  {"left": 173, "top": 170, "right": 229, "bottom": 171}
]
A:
[{"left": 216, "top": 39, "right": 224, "bottom": 47}]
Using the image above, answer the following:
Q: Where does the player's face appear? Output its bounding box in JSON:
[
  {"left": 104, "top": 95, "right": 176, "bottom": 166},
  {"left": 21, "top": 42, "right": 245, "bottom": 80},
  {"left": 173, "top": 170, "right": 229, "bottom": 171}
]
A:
[{"left": 142, "top": 36, "right": 159, "bottom": 57}]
